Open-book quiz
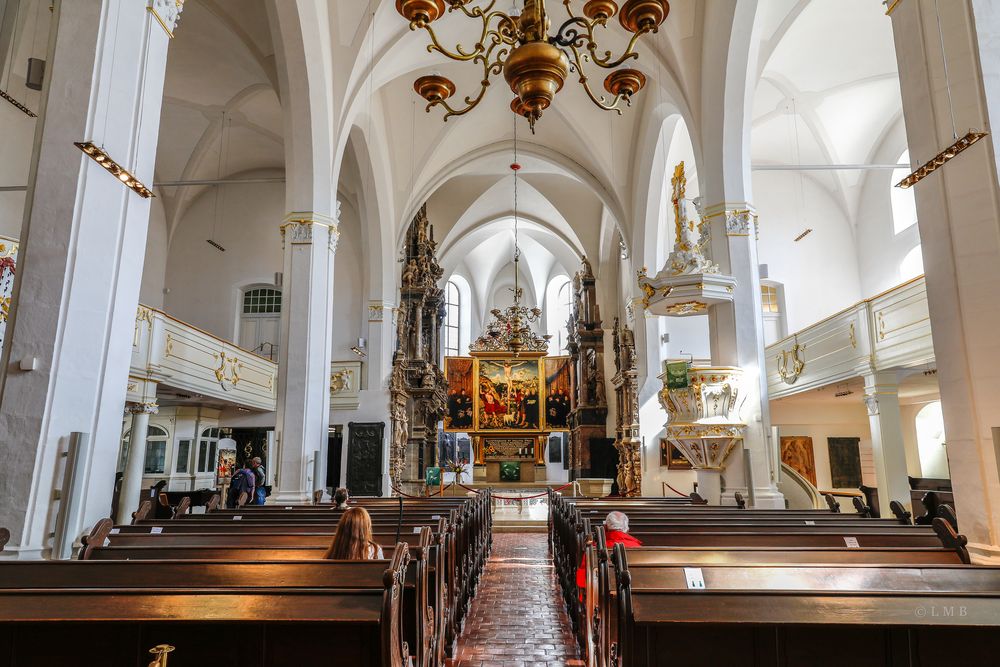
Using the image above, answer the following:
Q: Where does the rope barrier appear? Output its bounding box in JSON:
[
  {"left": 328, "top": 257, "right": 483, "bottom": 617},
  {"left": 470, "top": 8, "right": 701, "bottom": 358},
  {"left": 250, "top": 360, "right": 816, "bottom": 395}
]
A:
[
  {"left": 663, "top": 482, "right": 689, "bottom": 498},
  {"left": 389, "top": 482, "right": 455, "bottom": 499},
  {"left": 459, "top": 481, "right": 575, "bottom": 501}
]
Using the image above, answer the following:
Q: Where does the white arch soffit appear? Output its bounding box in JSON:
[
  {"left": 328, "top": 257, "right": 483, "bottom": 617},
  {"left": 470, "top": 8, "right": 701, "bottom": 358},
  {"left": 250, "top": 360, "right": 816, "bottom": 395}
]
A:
[
  {"left": 400, "top": 141, "right": 627, "bottom": 244},
  {"left": 696, "top": 0, "right": 761, "bottom": 205},
  {"left": 346, "top": 123, "right": 396, "bottom": 301},
  {"left": 437, "top": 175, "right": 586, "bottom": 253},
  {"left": 446, "top": 231, "right": 551, "bottom": 317},
  {"left": 440, "top": 224, "right": 574, "bottom": 303},
  {"left": 631, "top": 110, "right": 690, "bottom": 274},
  {"left": 439, "top": 215, "right": 583, "bottom": 276},
  {"left": 267, "top": 0, "right": 335, "bottom": 214}
]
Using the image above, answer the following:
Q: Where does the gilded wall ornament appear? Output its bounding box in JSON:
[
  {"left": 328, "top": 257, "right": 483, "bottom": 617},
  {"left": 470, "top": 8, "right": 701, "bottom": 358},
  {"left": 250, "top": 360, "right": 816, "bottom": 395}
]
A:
[
  {"left": 330, "top": 369, "right": 353, "bottom": 395},
  {"left": 148, "top": 0, "right": 186, "bottom": 38},
  {"left": 664, "top": 301, "right": 707, "bottom": 316},
  {"left": 776, "top": 342, "right": 806, "bottom": 385},
  {"left": 724, "top": 209, "right": 758, "bottom": 237}
]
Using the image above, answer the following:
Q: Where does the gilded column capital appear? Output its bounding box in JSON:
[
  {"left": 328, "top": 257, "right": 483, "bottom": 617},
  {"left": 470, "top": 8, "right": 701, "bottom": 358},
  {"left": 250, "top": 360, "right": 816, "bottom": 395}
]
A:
[
  {"left": 125, "top": 400, "right": 159, "bottom": 415},
  {"left": 701, "top": 202, "right": 759, "bottom": 238},
  {"left": 279, "top": 211, "right": 340, "bottom": 249},
  {"left": 148, "top": 0, "right": 185, "bottom": 38}
]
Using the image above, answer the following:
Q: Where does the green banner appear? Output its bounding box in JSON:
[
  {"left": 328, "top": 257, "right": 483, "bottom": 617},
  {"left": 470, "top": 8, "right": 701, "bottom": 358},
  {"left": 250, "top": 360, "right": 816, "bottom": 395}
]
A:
[{"left": 665, "top": 361, "right": 690, "bottom": 390}]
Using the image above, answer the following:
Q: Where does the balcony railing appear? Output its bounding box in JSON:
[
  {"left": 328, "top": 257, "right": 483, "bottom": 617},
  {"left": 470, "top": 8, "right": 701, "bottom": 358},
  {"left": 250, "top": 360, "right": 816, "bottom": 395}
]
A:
[{"left": 765, "top": 276, "right": 932, "bottom": 398}]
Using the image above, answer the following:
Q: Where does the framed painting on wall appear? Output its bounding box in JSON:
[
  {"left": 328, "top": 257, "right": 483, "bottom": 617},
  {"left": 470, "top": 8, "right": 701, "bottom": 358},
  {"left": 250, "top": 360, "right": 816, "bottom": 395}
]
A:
[
  {"left": 444, "top": 357, "right": 474, "bottom": 432},
  {"left": 660, "top": 439, "right": 692, "bottom": 469},
  {"left": 780, "top": 436, "right": 817, "bottom": 487},
  {"left": 828, "top": 437, "right": 863, "bottom": 488},
  {"left": 476, "top": 358, "right": 543, "bottom": 432},
  {"left": 543, "top": 356, "right": 572, "bottom": 431}
]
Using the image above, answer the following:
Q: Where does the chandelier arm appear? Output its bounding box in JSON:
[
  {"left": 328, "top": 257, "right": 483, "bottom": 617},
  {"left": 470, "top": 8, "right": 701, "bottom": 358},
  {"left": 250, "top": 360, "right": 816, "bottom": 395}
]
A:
[
  {"left": 422, "top": 3, "right": 518, "bottom": 62},
  {"left": 565, "top": 43, "right": 625, "bottom": 113},
  {"left": 586, "top": 30, "right": 644, "bottom": 69},
  {"left": 421, "top": 23, "right": 487, "bottom": 61},
  {"left": 561, "top": 0, "right": 579, "bottom": 20},
  {"left": 434, "top": 40, "right": 508, "bottom": 121}
]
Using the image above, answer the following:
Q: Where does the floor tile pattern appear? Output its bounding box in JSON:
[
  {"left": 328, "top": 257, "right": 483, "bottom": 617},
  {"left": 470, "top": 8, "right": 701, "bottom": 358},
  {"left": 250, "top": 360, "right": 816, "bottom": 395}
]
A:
[{"left": 448, "top": 533, "right": 583, "bottom": 667}]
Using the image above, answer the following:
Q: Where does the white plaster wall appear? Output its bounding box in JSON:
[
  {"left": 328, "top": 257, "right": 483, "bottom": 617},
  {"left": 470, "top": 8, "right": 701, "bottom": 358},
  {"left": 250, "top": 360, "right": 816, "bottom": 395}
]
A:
[
  {"left": 854, "top": 122, "right": 923, "bottom": 297},
  {"left": 754, "top": 172, "right": 862, "bottom": 332},
  {"left": 0, "top": 99, "right": 33, "bottom": 238},
  {"left": 332, "top": 197, "right": 364, "bottom": 359},
  {"left": 163, "top": 181, "right": 284, "bottom": 341},
  {"left": 139, "top": 199, "right": 168, "bottom": 309}
]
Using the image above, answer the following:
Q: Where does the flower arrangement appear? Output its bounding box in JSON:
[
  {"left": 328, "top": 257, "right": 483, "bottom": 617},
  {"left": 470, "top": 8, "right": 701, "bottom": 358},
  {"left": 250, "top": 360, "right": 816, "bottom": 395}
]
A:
[{"left": 444, "top": 457, "right": 469, "bottom": 484}]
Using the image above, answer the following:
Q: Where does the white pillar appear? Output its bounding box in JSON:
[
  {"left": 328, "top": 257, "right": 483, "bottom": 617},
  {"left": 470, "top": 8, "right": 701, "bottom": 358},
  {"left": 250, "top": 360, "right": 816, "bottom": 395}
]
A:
[
  {"left": 272, "top": 210, "right": 338, "bottom": 503},
  {"left": 863, "top": 371, "right": 910, "bottom": 512},
  {"left": 117, "top": 402, "right": 158, "bottom": 524},
  {"left": 890, "top": 0, "right": 1000, "bottom": 563},
  {"left": 705, "top": 206, "right": 783, "bottom": 508},
  {"left": 0, "top": 0, "right": 180, "bottom": 558}
]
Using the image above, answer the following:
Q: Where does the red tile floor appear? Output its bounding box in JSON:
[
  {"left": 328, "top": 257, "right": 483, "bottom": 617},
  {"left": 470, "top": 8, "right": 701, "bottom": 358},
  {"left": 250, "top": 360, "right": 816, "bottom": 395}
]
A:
[{"left": 447, "top": 533, "right": 584, "bottom": 667}]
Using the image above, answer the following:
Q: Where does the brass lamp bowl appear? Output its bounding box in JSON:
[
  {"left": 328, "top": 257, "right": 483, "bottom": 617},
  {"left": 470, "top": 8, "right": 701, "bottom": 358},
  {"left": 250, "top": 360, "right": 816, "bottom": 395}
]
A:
[
  {"left": 619, "top": 0, "right": 669, "bottom": 33},
  {"left": 584, "top": 0, "right": 619, "bottom": 21},
  {"left": 503, "top": 42, "right": 570, "bottom": 117},
  {"left": 395, "top": 0, "right": 446, "bottom": 25},
  {"left": 414, "top": 75, "right": 456, "bottom": 103},
  {"left": 604, "top": 68, "right": 646, "bottom": 98}
]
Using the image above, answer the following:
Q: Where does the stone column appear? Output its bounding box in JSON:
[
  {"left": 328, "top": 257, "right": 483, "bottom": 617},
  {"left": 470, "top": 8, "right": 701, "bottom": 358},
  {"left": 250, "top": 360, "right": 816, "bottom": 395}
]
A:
[
  {"left": 0, "top": 0, "right": 180, "bottom": 558},
  {"left": 889, "top": 0, "right": 1000, "bottom": 562},
  {"left": 117, "top": 401, "right": 158, "bottom": 524},
  {"left": 273, "top": 211, "right": 338, "bottom": 504},
  {"left": 366, "top": 300, "right": 396, "bottom": 389},
  {"left": 704, "top": 206, "right": 783, "bottom": 508},
  {"left": 863, "top": 371, "right": 910, "bottom": 512}
]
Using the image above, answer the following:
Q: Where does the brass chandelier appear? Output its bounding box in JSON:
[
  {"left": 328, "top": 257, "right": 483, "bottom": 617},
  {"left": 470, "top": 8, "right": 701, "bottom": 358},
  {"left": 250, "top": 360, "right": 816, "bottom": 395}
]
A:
[{"left": 396, "top": 0, "right": 669, "bottom": 131}]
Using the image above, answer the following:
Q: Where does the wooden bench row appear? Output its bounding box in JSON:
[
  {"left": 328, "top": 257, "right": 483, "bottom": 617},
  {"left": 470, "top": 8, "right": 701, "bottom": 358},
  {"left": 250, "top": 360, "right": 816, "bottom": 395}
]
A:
[
  {"left": 549, "top": 494, "right": 987, "bottom": 667},
  {"left": 0, "top": 494, "right": 493, "bottom": 666}
]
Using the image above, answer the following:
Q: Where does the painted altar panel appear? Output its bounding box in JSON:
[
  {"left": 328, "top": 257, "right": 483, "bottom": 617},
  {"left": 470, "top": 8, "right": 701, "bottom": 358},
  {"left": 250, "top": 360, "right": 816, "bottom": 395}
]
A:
[
  {"left": 544, "top": 356, "right": 572, "bottom": 431},
  {"left": 0, "top": 236, "right": 18, "bottom": 353},
  {"left": 476, "top": 358, "right": 543, "bottom": 432},
  {"left": 444, "top": 357, "right": 475, "bottom": 432},
  {"left": 780, "top": 435, "right": 817, "bottom": 487}
]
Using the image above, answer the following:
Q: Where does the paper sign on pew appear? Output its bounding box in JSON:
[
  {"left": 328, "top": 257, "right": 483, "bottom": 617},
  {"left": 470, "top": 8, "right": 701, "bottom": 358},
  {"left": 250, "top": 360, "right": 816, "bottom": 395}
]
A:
[
  {"left": 150, "top": 526, "right": 163, "bottom": 534},
  {"left": 684, "top": 567, "right": 706, "bottom": 590},
  {"left": 233, "top": 515, "right": 242, "bottom": 521},
  {"left": 844, "top": 536, "right": 860, "bottom": 548}
]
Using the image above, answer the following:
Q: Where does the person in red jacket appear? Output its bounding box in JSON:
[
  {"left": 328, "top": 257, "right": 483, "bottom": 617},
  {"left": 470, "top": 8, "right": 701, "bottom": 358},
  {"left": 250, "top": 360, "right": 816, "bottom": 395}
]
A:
[{"left": 576, "top": 511, "right": 643, "bottom": 592}]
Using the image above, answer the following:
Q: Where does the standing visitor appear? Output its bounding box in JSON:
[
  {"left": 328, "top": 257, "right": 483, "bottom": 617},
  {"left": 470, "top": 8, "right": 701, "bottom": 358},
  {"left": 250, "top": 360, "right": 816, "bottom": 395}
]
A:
[{"left": 250, "top": 457, "right": 267, "bottom": 505}]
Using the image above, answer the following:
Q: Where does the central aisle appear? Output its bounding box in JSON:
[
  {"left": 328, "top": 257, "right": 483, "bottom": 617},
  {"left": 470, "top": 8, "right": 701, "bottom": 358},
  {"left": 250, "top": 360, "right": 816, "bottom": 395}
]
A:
[{"left": 449, "top": 533, "right": 584, "bottom": 667}]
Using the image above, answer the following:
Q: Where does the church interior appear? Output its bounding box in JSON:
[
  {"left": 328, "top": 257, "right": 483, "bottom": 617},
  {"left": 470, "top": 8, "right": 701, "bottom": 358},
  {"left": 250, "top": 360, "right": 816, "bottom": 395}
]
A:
[{"left": 1, "top": 0, "right": 1000, "bottom": 664}]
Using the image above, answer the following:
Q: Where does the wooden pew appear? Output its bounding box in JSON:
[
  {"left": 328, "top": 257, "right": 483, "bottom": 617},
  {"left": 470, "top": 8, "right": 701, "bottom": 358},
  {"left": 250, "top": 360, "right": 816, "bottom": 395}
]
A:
[
  {"left": 84, "top": 526, "right": 446, "bottom": 667},
  {"left": 0, "top": 548, "right": 414, "bottom": 667},
  {"left": 614, "top": 553, "right": 1000, "bottom": 666},
  {"left": 579, "top": 522, "right": 971, "bottom": 667}
]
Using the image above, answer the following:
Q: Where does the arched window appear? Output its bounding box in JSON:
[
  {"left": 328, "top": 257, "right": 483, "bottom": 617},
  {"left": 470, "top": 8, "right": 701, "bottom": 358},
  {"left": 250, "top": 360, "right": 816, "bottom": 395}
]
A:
[
  {"left": 891, "top": 150, "right": 918, "bottom": 234},
  {"left": 444, "top": 280, "right": 461, "bottom": 357},
  {"left": 545, "top": 275, "right": 573, "bottom": 353},
  {"left": 915, "top": 401, "right": 948, "bottom": 478},
  {"left": 119, "top": 425, "right": 169, "bottom": 475},
  {"left": 197, "top": 427, "right": 221, "bottom": 474},
  {"left": 899, "top": 245, "right": 924, "bottom": 281},
  {"left": 240, "top": 285, "right": 281, "bottom": 360}
]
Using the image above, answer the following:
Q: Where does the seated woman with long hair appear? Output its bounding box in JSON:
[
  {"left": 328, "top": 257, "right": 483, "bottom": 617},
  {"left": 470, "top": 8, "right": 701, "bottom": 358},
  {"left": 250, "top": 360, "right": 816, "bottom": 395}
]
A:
[{"left": 323, "top": 507, "right": 385, "bottom": 560}]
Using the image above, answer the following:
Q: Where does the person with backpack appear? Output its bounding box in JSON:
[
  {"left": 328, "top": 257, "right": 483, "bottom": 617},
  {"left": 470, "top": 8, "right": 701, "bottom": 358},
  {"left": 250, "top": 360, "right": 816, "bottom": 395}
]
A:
[
  {"left": 250, "top": 457, "right": 267, "bottom": 505},
  {"left": 226, "top": 463, "right": 255, "bottom": 508}
]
